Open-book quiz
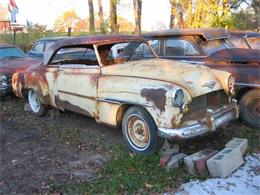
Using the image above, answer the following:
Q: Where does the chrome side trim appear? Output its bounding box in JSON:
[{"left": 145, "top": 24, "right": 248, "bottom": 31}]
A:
[
  {"left": 235, "top": 82, "right": 260, "bottom": 88},
  {"left": 97, "top": 98, "right": 152, "bottom": 107}
]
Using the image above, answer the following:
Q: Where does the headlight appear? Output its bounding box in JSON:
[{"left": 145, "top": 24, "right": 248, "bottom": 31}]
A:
[
  {"left": 171, "top": 88, "right": 185, "bottom": 108},
  {"left": 0, "top": 74, "right": 7, "bottom": 81},
  {"left": 228, "top": 75, "right": 235, "bottom": 95}
]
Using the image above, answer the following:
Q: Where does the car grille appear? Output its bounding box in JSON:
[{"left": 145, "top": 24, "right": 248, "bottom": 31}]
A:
[
  {"left": 188, "top": 90, "right": 229, "bottom": 112},
  {"left": 180, "top": 90, "right": 230, "bottom": 124},
  {"left": 6, "top": 74, "right": 12, "bottom": 87}
]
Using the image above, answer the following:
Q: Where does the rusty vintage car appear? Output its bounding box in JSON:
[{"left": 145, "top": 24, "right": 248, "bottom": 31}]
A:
[
  {"left": 12, "top": 35, "right": 238, "bottom": 154},
  {"left": 0, "top": 44, "right": 40, "bottom": 97},
  {"left": 144, "top": 28, "right": 260, "bottom": 129},
  {"left": 230, "top": 31, "right": 260, "bottom": 50}
]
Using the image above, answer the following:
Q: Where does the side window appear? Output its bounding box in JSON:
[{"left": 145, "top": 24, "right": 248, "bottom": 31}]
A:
[
  {"left": 50, "top": 46, "right": 98, "bottom": 66},
  {"left": 165, "top": 39, "right": 199, "bottom": 56},
  {"left": 149, "top": 40, "right": 160, "bottom": 55},
  {"left": 32, "top": 42, "right": 44, "bottom": 53},
  {"left": 133, "top": 42, "right": 154, "bottom": 57}
]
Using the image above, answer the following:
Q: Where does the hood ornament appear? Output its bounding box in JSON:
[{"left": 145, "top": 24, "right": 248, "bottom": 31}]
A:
[{"left": 202, "top": 81, "right": 216, "bottom": 89}]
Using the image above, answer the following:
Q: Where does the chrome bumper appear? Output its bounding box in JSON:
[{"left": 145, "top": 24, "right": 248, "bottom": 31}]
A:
[{"left": 158, "top": 99, "right": 239, "bottom": 140}]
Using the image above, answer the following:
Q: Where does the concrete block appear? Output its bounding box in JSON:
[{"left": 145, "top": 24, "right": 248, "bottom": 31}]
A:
[
  {"left": 184, "top": 149, "right": 218, "bottom": 175},
  {"left": 225, "top": 137, "right": 248, "bottom": 155},
  {"left": 159, "top": 141, "right": 179, "bottom": 157},
  {"left": 166, "top": 153, "right": 187, "bottom": 172},
  {"left": 206, "top": 147, "right": 244, "bottom": 178}
]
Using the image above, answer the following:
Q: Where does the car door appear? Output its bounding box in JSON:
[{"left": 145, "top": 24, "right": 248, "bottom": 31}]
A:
[{"left": 54, "top": 46, "right": 100, "bottom": 117}]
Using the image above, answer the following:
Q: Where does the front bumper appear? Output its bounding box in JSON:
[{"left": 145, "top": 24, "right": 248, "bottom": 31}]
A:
[
  {"left": 0, "top": 86, "right": 12, "bottom": 97},
  {"left": 157, "top": 99, "right": 239, "bottom": 140}
]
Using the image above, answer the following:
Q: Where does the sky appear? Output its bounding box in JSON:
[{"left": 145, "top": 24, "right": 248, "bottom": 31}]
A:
[{"left": 1, "top": 0, "right": 172, "bottom": 31}]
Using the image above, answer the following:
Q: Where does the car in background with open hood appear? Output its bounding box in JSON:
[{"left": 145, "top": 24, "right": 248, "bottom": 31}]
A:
[{"left": 143, "top": 28, "right": 260, "bottom": 129}]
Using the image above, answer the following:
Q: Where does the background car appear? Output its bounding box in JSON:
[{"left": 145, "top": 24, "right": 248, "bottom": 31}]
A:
[
  {"left": 28, "top": 37, "right": 70, "bottom": 59},
  {"left": 12, "top": 35, "right": 238, "bottom": 154},
  {"left": 0, "top": 44, "right": 40, "bottom": 97},
  {"left": 230, "top": 31, "right": 260, "bottom": 49},
  {"left": 143, "top": 28, "right": 260, "bottom": 129}
]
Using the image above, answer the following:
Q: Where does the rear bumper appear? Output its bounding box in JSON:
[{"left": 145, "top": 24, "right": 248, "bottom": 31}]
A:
[{"left": 157, "top": 99, "right": 239, "bottom": 140}]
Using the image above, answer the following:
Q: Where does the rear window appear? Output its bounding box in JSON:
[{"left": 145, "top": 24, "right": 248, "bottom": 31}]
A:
[{"left": 0, "top": 47, "right": 26, "bottom": 59}]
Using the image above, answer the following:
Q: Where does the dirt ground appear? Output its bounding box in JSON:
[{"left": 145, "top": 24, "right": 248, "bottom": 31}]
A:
[
  {"left": 0, "top": 96, "right": 258, "bottom": 194},
  {"left": 0, "top": 96, "right": 123, "bottom": 194}
]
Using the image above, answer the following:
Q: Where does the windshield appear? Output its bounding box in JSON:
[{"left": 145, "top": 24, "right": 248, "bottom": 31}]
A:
[
  {"left": 200, "top": 39, "right": 234, "bottom": 55},
  {"left": 0, "top": 47, "right": 26, "bottom": 59},
  {"left": 98, "top": 41, "right": 156, "bottom": 66}
]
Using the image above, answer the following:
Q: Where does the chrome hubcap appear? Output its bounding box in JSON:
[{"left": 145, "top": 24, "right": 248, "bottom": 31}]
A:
[{"left": 29, "top": 90, "right": 40, "bottom": 113}]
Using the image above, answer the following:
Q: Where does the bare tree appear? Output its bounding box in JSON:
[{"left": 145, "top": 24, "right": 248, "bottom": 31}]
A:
[
  {"left": 169, "top": 0, "right": 176, "bottom": 28},
  {"left": 110, "top": 0, "right": 118, "bottom": 33},
  {"left": 88, "top": 0, "right": 95, "bottom": 33},
  {"left": 98, "top": 0, "right": 105, "bottom": 33},
  {"left": 133, "top": 0, "right": 142, "bottom": 34}
]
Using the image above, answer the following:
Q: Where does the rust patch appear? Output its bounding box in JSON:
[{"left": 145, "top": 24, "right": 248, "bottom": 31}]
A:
[
  {"left": 54, "top": 95, "right": 92, "bottom": 117},
  {"left": 141, "top": 88, "right": 167, "bottom": 112}
]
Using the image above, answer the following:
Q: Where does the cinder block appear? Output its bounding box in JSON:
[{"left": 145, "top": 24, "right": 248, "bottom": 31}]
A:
[
  {"left": 184, "top": 149, "right": 218, "bottom": 175},
  {"left": 225, "top": 137, "right": 248, "bottom": 155},
  {"left": 166, "top": 153, "right": 187, "bottom": 172},
  {"left": 206, "top": 147, "right": 244, "bottom": 178},
  {"left": 159, "top": 141, "right": 179, "bottom": 157}
]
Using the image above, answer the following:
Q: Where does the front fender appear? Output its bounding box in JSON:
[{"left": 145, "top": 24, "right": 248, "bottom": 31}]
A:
[
  {"left": 12, "top": 71, "right": 50, "bottom": 104},
  {"left": 12, "top": 72, "right": 25, "bottom": 98},
  {"left": 98, "top": 76, "right": 191, "bottom": 128}
]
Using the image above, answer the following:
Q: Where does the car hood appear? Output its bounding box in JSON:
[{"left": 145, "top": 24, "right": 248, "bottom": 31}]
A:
[
  {"left": 206, "top": 48, "right": 260, "bottom": 63},
  {"left": 0, "top": 57, "right": 40, "bottom": 75},
  {"left": 102, "top": 59, "right": 230, "bottom": 98}
]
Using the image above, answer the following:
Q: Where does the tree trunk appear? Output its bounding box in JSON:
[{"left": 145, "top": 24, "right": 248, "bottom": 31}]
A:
[
  {"left": 169, "top": 0, "right": 176, "bottom": 29},
  {"left": 187, "top": 0, "right": 193, "bottom": 27},
  {"left": 88, "top": 0, "right": 95, "bottom": 33},
  {"left": 110, "top": 0, "right": 118, "bottom": 33},
  {"left": 133, "top": 0, "right": 142, "bottom": 34},
  {"left": 98, "top": 0, "right": 105, "bottom": 34}
]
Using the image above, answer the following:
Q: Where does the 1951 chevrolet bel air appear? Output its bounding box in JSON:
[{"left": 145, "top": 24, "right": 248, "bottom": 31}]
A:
[{"left": 12, "top": 35, "right": 238, "bottom": 154}]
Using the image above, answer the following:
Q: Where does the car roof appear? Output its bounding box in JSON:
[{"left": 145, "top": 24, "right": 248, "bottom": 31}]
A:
[
  {"left": 144, "top": 28, "right": 230, "bottom": 40},
  {"left": 44, "top": 34, "right": 145, "bottom": 65},
  {"left": 36, "top": 36, "right": 71, "bottom": 42},
  {"left": 230, "top": 31, "right": 260, "bottom": 39}
]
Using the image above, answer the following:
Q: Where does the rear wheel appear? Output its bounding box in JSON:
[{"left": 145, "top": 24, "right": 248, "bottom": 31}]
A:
[
  {"left": 239, "top": 89, "right": 260, "bottom": 129},
  {"left": 28, "top": 89, "right": 47, "bottom": 116},
  {"left": 122, "top": 106, "right": 164, "bottom": 154}
]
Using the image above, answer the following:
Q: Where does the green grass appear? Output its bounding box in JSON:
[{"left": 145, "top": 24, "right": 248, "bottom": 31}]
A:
[{"left": 58, "top": 146, "right": 201, "bottom": 194}]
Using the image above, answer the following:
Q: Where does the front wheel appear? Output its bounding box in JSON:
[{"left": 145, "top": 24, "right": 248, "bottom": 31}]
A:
[
  {"left": 122, "top": 106, "right": 164, "bottom": 154},
  {"left": 239, "top": 89, "right": 260, "bottom": 129},
  {"left": 28, "top": 89, "right": 47, "bottom": 116}
]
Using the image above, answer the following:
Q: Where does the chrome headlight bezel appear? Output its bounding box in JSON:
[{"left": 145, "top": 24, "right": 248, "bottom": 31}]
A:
[
  {"left": 0, "top": 74, "right": 8, "bottom": 89},
  {"left": 171, "top": 88, "right": 185, "bottom": 108},
  {"left": 0, "top": 74, "right": 7, "bottom": 81},
  {"left": 228, "top": 75, "right": 235, "bottom": 95}
]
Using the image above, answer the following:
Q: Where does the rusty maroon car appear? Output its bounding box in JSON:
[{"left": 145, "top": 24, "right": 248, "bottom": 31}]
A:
[
  {"left": 144, "top": 28, "right": 260, "bottom": 129},
  {"left": 230, "top": 31, "right": 260, "bottom": 50},
  {"left": 0, "top": 44, "right": 40, "bottom": 97},
  {"left": 12, "top": 35, "right": 238, "bottom": 154}
]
